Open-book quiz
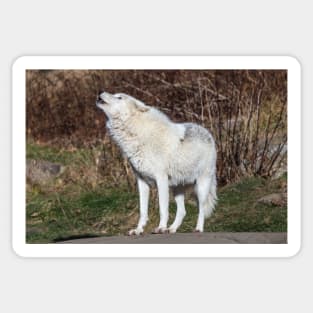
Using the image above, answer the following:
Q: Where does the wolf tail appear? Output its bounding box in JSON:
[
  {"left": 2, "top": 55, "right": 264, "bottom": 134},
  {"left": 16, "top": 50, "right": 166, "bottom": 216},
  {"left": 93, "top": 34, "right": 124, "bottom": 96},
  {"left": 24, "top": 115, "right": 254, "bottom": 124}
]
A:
[
  {"left": 204, "top": 174, "right": 217, "bottom": 218},
  {"left": 205, "top": 175, "right": 218, "bottom": 217},
  {"left": 195, "top": 172, "right": 217, "bottom": 218}
]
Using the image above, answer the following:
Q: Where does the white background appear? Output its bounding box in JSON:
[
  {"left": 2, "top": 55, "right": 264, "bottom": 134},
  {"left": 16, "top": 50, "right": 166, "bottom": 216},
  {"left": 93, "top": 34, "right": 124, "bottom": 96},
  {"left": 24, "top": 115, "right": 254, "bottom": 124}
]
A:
[{"left": 1, "top": 0, "right": 311, "bottom": 312}]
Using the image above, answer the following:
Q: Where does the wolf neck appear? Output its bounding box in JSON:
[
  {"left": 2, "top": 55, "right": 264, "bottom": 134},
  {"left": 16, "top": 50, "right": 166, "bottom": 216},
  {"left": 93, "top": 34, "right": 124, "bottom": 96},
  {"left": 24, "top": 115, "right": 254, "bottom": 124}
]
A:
[
  {"left": 106, "top": 113, "right": 144, "bottom": 159},
  {"left": 106, "top": 109, "right": 184, "bottom": 164}
]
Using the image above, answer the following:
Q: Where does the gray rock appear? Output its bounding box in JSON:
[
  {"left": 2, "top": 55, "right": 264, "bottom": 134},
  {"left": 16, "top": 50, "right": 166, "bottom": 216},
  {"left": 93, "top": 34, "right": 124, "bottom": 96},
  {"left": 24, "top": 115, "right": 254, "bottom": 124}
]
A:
[
  {"left": 58, "top": 232, "right": 287, "bottom": 244},
  {"left": 271, "top": 167, "right": 287, "bottom": 180},
  {"left": 26, "top": 159, "right": 64, "bottom": 185},
  {"left": 257, "top": 193, "right": 287, "bottom": 206}
]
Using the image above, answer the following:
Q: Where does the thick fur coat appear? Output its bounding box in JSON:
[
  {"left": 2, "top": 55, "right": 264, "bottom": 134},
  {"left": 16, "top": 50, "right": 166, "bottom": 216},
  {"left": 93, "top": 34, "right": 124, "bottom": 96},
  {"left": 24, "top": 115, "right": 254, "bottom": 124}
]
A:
[{"left": 96, "top": 91, "right": 217, "bottom": 234}]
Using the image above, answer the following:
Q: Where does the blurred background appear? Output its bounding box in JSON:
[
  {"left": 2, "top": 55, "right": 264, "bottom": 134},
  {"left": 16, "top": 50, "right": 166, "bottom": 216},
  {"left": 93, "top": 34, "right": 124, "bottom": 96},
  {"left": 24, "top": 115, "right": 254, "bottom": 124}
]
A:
[{"left": 26, "top": 69, "right": 287, "bottom": 243}]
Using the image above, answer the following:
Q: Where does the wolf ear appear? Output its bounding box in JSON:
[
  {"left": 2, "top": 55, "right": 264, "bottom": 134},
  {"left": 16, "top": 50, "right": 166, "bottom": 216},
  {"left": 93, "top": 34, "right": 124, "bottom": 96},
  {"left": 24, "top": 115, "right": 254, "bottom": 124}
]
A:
[{"left": 133, "top": 102, "right": 149, "bottom": 113}]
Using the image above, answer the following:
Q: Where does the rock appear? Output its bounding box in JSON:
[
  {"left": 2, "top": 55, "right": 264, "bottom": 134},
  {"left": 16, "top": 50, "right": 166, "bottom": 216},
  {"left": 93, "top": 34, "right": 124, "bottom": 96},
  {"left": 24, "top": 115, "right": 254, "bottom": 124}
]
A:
[
  {"left": 257, "top": 193, "right": 287, "bottom": 206},
  {"left": 271, "top": 167, "right": 287, "bottom": 180},
  {"left": 58, "top": 232, "right": 287, "bottom": 244},
  {"left": 26, "top": 159, "right": 64, "bottom": 185}
]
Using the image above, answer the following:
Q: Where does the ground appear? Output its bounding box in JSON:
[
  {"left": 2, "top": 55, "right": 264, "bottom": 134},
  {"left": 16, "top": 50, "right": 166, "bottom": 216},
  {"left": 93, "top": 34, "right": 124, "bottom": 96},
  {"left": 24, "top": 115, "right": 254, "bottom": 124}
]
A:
[{"left": 59, "top": 232, "right": 287, "bottom": 244}]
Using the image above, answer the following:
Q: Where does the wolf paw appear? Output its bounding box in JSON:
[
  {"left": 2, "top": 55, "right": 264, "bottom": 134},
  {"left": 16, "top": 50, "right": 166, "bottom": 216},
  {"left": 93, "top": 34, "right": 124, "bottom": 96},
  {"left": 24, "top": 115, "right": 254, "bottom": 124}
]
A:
[
  {"left": 128, "top": 228, "right": 144, "bottom": 236},
  {"left": 193, "top": 228, "right": 203, "bottom": 233},
  {"left": 168, "top": 226, "right": 177, "bottom": 234},
  {"left": 152, "top": 227, "right": 168, "bottom": 234}
]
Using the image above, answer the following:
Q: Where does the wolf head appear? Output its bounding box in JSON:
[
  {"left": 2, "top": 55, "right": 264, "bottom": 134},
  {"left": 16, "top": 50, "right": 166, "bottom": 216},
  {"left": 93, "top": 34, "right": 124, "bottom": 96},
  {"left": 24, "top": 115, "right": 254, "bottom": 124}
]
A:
[{"left": 96, "top": 91, "right": 149, "bottom": 119}]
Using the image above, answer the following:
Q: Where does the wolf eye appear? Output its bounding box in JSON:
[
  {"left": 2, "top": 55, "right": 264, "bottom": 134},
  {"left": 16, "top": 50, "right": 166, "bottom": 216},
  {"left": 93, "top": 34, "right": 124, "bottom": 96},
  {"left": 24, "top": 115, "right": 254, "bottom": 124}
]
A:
[{"left": 116, "top": 96, "right": 122, "bottom": 100}]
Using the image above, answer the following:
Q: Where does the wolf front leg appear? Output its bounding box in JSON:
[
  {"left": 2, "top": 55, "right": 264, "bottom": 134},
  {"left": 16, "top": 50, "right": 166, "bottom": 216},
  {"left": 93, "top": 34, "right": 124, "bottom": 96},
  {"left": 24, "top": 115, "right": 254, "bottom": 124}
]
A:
[
  {"left": 128, "top": 177, "right": 150, "bottom": 235},
  {"left": 152, "top": 175, "right": 169, "bottom": 234}
]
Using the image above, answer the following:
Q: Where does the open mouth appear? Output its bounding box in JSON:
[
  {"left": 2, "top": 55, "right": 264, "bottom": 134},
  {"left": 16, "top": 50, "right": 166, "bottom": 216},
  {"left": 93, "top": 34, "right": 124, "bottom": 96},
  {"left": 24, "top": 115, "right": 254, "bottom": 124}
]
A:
[
  {"left": 96, "top": 92, "right": 113, "bottom": 109},
  {"left": 96, "top": 97, "right": 108, "bottom": 107}
]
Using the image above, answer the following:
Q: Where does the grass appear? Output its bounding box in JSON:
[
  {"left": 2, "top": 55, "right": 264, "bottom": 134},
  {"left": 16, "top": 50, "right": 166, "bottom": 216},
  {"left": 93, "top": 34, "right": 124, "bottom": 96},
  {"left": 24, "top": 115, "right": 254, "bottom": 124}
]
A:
[
  {"left": 26, "top": 141, "right": 94, "bottom": 166},
  {"left": 26, "top": 143, "right": 287, "bottom": 243},
  {"left": 205, "top": 176, "right": 287, "bottom": 232},
  {"left": 27, "top": 188, "right": 138, "bottom": 243}
]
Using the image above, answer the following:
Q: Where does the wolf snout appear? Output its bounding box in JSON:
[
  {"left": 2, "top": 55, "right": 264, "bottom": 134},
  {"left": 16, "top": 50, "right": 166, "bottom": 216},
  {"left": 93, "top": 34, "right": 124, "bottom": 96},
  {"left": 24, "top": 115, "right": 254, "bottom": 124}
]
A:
[
  {"left": 96, "top": 92, "right": 107, "bottom": 106},
  {"left": 96, "top": 96, "right": 105, "bottom": 109},
  {"left": 97, "top": 91, "right": 103, "bottom": 101}
]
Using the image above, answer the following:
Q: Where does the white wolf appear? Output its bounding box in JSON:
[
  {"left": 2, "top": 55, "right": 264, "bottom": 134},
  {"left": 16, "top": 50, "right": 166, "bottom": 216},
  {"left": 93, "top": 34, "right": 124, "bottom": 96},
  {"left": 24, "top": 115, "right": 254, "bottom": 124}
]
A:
[{"left": 96, "top": 91, "right": 217, "bottom": 235}]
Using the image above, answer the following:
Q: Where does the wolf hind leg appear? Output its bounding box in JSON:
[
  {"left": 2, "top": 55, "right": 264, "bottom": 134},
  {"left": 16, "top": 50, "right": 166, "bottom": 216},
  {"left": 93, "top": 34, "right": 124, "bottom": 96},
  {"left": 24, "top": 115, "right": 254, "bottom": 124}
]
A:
[
  {"left": 194, "top": 173, "right": 217, "bottom": 232},
  {"left": 169, "top": 187, "right": 186, "bottom": 233}
]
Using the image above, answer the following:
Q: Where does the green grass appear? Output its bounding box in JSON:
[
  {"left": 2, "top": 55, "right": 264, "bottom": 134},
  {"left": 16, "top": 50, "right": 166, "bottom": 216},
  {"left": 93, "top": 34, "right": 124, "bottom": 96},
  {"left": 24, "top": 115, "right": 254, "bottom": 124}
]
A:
[
  {"left": 27, "top": 188, "right": 138, "bottom": 243},
  {"left": 26, "top": 142, "right": 287, "bottom": 243},
  {"left": 26, "top": 175, "right": 287, "bottom": 243},
  {"left": 27, "top": 141, "right": 94, "bottom": 166},
  {"left": 205, "top": 176, "right": 287, "bottom": 232}
]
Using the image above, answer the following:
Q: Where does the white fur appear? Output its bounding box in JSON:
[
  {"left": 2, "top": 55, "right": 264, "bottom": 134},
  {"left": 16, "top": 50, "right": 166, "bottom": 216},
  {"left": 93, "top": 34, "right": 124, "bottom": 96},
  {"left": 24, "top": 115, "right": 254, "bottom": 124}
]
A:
[{"left": 96, "top": 91, "right": 217, "bottom": 234}]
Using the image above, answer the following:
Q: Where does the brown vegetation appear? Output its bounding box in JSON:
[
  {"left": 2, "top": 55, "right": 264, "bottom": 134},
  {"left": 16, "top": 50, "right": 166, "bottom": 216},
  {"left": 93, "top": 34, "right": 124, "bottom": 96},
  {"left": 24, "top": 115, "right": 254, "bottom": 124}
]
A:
[{"left": 26, "top": 69, "right": 287, "bottom": 185}]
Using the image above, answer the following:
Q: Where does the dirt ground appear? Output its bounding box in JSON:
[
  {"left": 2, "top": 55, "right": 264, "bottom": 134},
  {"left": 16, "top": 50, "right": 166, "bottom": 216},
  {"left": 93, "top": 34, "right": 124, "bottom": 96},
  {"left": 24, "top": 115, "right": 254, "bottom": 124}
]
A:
[{"left": 58, "top": 232, "right": 287, "bottom": 244}]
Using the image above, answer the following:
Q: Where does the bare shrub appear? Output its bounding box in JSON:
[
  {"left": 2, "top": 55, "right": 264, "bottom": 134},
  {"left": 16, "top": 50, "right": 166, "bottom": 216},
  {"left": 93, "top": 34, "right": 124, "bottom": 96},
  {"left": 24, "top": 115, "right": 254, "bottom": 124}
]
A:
[{"left": 26, "top": 70, "right": 287, "bottom": 185}]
